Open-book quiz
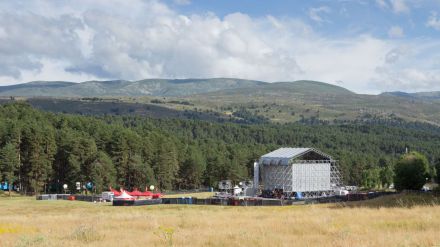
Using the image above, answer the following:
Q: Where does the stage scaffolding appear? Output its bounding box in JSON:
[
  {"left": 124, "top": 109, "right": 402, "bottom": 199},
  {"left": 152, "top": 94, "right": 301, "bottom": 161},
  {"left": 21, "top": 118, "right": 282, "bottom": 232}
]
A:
[{"left": 261, "top": 160, "right": 342, "bottom": 198}]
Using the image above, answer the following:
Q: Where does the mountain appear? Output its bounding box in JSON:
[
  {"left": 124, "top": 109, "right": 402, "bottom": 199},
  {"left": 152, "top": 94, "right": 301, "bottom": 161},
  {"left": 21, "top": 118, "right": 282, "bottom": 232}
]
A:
[
  {"left": 188, "top": 81, "right": 440, "bottom": 125},
  {"left": 0, "top": 79, "right": 353, "bottom": 97},
  {"left": 382, "top": 91, "right": 440, "bottom": 101},
  {"left": 0, "top": 81, "right": 76, "bottom": 96},
  {"left": 0, "top": 78, "right": 266, "bottom": 97},
  {"left": 199, "top": 80, "right": 354, "bottom": 98},
  {"left": 2, "top": 78, "right": 440, "bottom": 125},
  {"left": 380, "top": 91, "right": 413, "bottom": 98}
]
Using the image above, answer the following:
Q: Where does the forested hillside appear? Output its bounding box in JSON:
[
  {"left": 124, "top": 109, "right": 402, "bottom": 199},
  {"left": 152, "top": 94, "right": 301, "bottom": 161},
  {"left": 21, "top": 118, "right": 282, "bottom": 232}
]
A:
[
  {"left": 0, "top": 103, "right": 439, "bottom": 194},
  {"left": 3, "top": 78, "right": 440, "bottom": 125}
]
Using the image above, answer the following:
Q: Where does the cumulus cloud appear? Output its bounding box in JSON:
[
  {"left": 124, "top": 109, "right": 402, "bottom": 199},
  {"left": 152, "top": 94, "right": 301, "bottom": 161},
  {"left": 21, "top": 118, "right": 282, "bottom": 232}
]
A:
[
  {"left": 427, "top": 11, "right": 440, "bottom": 30},
  {"left": 373, "top": 41, "right": 440, "bottom": 92},
  {"left": 390, "top": 0, "right": 410, "bottom": 14},
  {"left": 0, "top": 12, "right": 84, "bottom": 77},
  {"left": 0, "top": 0, "right": 439, "bottom": 93},
  {"left": 388, "top": 26, "right": 404, "bottom": 38},
  {"left": 308, "top": 6, "right": 331, "bottom": 23}
]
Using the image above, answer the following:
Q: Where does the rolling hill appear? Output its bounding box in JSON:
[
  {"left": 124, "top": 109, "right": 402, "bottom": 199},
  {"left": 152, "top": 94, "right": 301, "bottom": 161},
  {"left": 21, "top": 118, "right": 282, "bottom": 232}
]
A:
[
  {"left": 0, "top": 79, "right": 352, "bottom": 98},
  {"left": 1, "top": 78, "right": 440, "bottom": 125},
  {"left": 0, "top": 78, "right": 266, "bottom": 97},
  {"left": 381, "top": 91, "right": 440, "bottom": 101}
]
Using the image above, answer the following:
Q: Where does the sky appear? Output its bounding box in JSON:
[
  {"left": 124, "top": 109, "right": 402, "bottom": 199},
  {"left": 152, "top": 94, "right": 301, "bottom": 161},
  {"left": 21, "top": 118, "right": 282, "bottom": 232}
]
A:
[{"left": 0, "top": 0, "right": 440, "bottom": 94}]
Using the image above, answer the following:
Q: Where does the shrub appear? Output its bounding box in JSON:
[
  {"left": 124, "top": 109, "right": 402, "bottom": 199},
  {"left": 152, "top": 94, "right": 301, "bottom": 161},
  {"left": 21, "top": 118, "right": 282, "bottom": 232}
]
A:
[{"left": 394, "top": 152, "right": 430, "bottom": 191}]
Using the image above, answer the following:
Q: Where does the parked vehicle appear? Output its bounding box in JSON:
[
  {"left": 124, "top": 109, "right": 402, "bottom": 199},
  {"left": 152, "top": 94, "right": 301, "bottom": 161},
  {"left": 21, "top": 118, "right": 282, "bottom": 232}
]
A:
[{"left": 101, "top": 191, "right": 114, "bottom": 202}]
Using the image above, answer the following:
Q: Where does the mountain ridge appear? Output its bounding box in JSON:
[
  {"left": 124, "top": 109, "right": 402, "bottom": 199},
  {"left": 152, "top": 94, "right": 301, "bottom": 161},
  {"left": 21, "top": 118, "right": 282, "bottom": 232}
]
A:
[
  {"left": 5, "top": 78, "right": 438, "bottom": 98},
  {"left": 0, "top": 78, "right": 350, "bottom": 97},
  {"left": 381, "top": 91, "right": 440, "bottom": 100},
  {"left": 1, "top": 78, "right": 440, "bottom": 125}
]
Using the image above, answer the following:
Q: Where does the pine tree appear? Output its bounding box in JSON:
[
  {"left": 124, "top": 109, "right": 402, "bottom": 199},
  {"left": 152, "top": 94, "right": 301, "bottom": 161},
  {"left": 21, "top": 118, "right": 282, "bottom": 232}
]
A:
[
  {"left": 90, "top": 151, "right": 116, "bottom": 193},
  {"left": 110, "top": 130, "right": 130, "bottom": 187},
  {"left": 130, "top": 154, "right": 156, "bottom": 190},
  {"left": 204, "top": 154, "right": 227, "bottom": 187},
  {"left": 0, "top": 142, "right": 19, "bottom": 196},
  {"left": 24, "top": 124, "right": 56, "bottom": 194},
  {"left": 178, "top": 146, "right": 206, "bottom": 189},
  {"left": 154, "top": 140, "right": 178, "bottom": 190},
  {"left": 54, "top": 128, "right": 97, "bottom": 192}
]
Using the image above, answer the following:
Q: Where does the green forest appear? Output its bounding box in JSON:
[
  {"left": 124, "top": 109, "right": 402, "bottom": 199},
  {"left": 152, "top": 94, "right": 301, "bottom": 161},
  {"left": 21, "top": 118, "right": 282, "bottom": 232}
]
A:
[{"left": 0, "top": 103, "right": 439, "bottom": 194}]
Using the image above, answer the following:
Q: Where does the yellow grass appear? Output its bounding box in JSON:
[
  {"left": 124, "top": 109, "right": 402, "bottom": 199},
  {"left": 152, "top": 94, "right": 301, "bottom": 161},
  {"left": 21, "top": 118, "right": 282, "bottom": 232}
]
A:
[
  {"left": 0, "top": 193, "right": 440, "bottom": 247},
  {"left": 162, "top": 192, "right": 214, "bottom": 199}
]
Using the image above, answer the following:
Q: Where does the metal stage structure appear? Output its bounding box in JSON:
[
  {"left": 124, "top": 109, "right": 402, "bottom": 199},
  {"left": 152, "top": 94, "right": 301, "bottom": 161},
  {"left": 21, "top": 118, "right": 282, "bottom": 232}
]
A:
[{"left": 255, "top": 148, "right": 342, "bottom": 198}]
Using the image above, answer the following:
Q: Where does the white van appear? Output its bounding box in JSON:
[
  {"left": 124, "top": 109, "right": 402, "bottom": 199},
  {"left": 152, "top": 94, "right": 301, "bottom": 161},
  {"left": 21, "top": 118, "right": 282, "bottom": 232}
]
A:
[{"left": 101, "top": 192, "right": 114, "bottom": 202}]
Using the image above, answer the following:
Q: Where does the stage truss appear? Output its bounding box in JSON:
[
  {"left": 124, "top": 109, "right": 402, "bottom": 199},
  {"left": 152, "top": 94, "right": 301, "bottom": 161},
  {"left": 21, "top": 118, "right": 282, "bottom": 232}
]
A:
[{"left": 261, "top": 160, "right": 342, "bottom": 198}]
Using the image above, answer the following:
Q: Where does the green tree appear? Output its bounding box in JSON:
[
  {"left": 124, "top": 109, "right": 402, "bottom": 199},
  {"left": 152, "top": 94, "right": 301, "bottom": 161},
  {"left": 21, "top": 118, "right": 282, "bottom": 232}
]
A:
[
  {"left": 361, "top": 167, "right": 381, "bottom": 189},
  {"left": 22, "top": 124, "right": 56, "bottom": 194},
  {"left": 154, "top": 140, "right": 179, "bottom": 190},
  {"left": 130, "top": 154, "right": 156, "bottom": 190},
  {"left": 89, "top": 151, "right": 116, "bottom": 193},
  {"left": 394, "top": 152, "right": 430, "bottom": 191},
  {"left": 178, "top": 146, "right": 206, "bottom": 189},
  {"left": 54, "top": 128, "right": 98, "bottom": 192},
  {"left": 380, "top": 165, "right": 394, "bottom": 189},
  {"left": 0, "top": 142, "right": 20, "bottom": 196},
  {"left": 435, "top": 158, "right": 440, "bottom": 183},
  {"left": 204, "top": 154, "right": 227, "bottom": 187},
  {"left": 110, "top": 130, "right": 130, "bottom": 187}
]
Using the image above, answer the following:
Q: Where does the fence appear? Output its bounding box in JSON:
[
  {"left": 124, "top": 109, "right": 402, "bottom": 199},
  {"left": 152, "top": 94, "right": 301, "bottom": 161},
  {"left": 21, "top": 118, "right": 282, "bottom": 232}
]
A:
[
  {"left": 36, "top": 194, "right": 102, "bottom": 202},
  {"left": 36, "top": 191, "right": 411, "bottom": 206},
  {"left": 160, "top": 187, "right": 213, "bottom": 195}
]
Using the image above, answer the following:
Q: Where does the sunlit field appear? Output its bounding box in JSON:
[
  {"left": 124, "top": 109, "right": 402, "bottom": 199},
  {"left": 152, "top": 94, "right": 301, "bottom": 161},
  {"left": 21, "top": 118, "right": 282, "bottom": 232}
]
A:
[{"left": 1, "top": 193, "right": 439, "bottom": 247}]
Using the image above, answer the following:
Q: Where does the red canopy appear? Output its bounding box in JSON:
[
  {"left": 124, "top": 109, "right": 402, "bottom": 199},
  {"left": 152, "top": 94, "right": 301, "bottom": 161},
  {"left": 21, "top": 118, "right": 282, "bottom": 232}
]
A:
[
  {"left": 128, "top": 189, "right": 143, "bottom": 197},
  {"left": 110, "top": 187, "right": 121, "bottom": 196},
  {"left": 152, "top": 193, "right": 162, "bottom": 199},
  {"left": 109, "top": 187, "right": 161, "bottom": 198}
]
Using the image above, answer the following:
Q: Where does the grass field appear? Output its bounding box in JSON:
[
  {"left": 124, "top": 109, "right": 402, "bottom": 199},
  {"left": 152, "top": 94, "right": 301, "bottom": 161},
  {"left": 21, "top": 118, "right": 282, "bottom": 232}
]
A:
[
  {"left": 162, "top": 192, "right": 214, "bottom": 199},
  {"left": 1, "top": 193, "right": 440, "bottom": 247}
]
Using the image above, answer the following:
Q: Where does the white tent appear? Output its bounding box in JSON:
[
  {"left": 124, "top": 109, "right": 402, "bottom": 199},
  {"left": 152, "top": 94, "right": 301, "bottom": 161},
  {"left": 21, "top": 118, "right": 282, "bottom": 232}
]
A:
[{"left": 114, "top": 190, "right": 134, "bottom": 200}]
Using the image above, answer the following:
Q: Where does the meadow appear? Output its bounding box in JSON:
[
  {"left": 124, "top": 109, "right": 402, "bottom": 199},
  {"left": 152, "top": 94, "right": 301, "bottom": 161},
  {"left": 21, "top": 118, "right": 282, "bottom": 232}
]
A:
[{"left": 0, "top": 193, "right": 440, "bottom": 247}]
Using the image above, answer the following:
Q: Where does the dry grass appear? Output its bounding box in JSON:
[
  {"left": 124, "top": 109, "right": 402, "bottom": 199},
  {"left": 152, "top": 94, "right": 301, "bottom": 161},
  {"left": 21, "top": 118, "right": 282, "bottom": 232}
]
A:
[
  {"left": 162, "top": 192, "right": 214, "bottom": 199},
  {"left": 0, "top": 194, "right": 440, "bottom": 247}
]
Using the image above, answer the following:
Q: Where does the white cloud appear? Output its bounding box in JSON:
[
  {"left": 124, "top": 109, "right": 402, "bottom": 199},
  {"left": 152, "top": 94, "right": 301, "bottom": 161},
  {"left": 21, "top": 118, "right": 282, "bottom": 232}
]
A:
[
  {"left": 174, "top": 0, "right": 191, "bottom": 5},
  {"left": 376, "top": 0, "right": 388, "bottom": 9},
  {"left": 308, "top": 6, "right": 331, "bottom": 23},
  {"left": 390, "top": 0, "right": 410, "bottom": 14},
  {"left": 373, "top": 41, "right": 440, "bottom": 92},
  {"left": 0, "top": 0, "right": 439, "bottom": 94},
  {"left": 388, "top": 26, "right": 404, "bottom": 38},
  {"left": 427, "top": 11, "right": 440, "bottom": 30}
]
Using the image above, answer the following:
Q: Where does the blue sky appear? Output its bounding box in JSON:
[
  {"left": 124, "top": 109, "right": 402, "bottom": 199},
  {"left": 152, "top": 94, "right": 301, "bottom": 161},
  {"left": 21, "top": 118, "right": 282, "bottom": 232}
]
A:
[
  {"left": 0, "top": 0, "right": 439, "bottom": 93},
  {"left": 170, "top": 0, "right": 440, "bottom": 36}
]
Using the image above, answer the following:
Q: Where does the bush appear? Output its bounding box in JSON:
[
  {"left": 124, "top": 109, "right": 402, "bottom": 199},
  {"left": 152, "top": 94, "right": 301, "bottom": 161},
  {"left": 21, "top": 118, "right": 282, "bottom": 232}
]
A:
[{"left": 394, "top": 152, "right": 430, "bottom": 191}]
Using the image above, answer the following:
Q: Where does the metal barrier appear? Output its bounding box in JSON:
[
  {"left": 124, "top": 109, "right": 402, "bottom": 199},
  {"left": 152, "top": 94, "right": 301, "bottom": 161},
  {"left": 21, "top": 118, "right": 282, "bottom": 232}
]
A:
[
  {"left": 36, "top": 191, "right": 404, "bottom": 207},
  {"left": 36, "top": 194, "right": 101, "bottom": 202}
]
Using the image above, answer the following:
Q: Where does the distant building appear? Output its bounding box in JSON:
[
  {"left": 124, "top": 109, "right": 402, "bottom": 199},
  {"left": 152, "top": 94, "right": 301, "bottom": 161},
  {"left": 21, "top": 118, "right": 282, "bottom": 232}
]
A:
[{"left": 254, "top": 148, "right": 341, "bottom": 197}]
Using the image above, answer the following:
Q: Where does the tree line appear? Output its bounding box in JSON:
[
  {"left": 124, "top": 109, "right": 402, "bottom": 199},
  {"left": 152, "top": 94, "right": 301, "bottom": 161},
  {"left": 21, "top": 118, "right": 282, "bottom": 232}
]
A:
[{"left": 0, "top": 103, "right": 439, "bottom": 194}]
